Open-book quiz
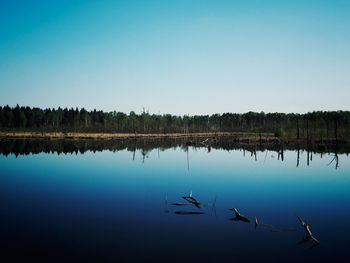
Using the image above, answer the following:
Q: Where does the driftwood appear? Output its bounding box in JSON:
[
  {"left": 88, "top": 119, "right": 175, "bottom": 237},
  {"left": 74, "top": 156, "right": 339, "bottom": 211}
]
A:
[
  {"left": 182, "top": 191, "right": 201, "bottom": 209},
  {"left": 170, "top": 202, "right": 187, "bottom": 206},
  {"left": 174, "top": 211, "right": 204, "bottom": 215},
  {"left": 201, "top": 138, "right": 210, "bottom": 146},
  {"left": 297, "top": 215, "right": 320, "bottom": 244},
  {"left": 254, "top": 217, "right": 258, "bottom": 230},
  {"left": 229, "top": 207, "right": 251, "bottom": 223}
]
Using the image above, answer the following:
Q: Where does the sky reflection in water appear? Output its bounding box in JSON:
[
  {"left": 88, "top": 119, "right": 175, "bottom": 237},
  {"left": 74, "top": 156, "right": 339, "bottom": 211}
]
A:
[{"left": 0, "top": 146, "right": 350, "bottom": 262}]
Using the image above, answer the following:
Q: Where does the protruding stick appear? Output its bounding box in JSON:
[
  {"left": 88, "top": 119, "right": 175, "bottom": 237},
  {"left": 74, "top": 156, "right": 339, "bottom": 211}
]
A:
[
  {"left": 297, "top": 215, "right": 319, "bottom": 244},
  {"left": 229, "top": 207, "right": 251, "bottom": 223}
]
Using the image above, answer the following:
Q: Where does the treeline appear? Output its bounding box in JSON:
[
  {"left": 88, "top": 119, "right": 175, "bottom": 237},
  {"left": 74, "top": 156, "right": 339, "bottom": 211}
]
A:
[{"left": 1, "top": 105, "right": 350, "bottom": 140}]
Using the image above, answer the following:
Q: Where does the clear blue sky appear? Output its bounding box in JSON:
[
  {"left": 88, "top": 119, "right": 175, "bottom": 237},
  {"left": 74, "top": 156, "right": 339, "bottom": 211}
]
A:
[{"left": 1, "top": 0, "right": 349, "bottom": 115}]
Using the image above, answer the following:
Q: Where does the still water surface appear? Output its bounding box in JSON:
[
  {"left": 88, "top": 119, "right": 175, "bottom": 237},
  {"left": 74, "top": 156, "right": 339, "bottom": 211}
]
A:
[{"left": 0, "top": 140, "right": 349, "bottom": 262}]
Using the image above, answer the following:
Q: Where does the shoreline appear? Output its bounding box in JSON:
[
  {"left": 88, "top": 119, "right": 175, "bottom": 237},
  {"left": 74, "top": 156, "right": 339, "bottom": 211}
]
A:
[
  {"left": 0, "top": 131, "right": 347, "bottom": 144},
  {"left": 0, "top": 131, "right": 275, "bottom": 140}
]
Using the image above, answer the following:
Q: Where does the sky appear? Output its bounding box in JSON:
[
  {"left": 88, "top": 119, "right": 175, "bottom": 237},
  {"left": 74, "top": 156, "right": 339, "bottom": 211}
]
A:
[{"left": 0, "top": 0, "right": 349, "bottom": 115}]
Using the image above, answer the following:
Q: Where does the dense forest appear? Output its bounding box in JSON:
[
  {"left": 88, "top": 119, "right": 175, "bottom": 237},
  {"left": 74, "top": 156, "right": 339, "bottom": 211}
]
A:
[{"left": 1, "top": 105, "right": 350, "bottom": 140}]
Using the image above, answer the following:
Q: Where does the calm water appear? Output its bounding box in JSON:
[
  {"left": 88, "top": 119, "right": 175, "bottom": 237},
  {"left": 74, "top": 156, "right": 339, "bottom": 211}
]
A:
[{"left": 0, "top": 139, "right": 350, "bottom": 262}]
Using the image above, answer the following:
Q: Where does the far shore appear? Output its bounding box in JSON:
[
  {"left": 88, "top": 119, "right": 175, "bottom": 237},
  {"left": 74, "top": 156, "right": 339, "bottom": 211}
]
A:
[
  {"left": 0, "top": 131, "right": 274, "bottom": 140},
  {"left": 0, "top": 131, "right": 347, "bottom": 145}
]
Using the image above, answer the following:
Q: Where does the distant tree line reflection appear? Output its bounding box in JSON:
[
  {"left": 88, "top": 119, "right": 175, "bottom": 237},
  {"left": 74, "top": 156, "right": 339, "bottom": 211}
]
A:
[{"left": 0, "top": 137, "right": 348, "bottom": 169}]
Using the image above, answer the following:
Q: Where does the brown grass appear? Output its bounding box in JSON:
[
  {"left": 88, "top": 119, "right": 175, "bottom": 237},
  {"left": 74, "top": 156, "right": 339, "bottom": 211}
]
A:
[{"left": 0, "top": 131, "right": 275, "bottom": 140}]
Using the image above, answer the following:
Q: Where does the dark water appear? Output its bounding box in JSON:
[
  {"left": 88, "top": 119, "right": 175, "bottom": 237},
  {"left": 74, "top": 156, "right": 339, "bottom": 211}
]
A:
[{"left": 0, "top": 138, "right": 349, "bottom": 262}]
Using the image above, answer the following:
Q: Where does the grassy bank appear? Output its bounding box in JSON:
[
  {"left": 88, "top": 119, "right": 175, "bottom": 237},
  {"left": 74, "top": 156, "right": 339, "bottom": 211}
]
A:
[
  {"left": 0, "top": 132, "right": 347, "bottom": 145},
  {"left": 0, "top": 131, "right": 276, "bottom": 140}
]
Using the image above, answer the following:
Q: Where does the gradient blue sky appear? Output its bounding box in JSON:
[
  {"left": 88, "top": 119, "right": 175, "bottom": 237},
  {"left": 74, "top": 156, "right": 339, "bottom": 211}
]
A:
[{"left": 1, "top": 0, "right": 349, "bottom": 115}]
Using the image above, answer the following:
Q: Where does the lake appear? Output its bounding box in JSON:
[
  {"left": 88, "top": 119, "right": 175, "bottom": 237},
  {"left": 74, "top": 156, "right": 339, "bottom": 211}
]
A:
[{"left": 0, "top": 138, "right": 349, "bottom": 262}]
